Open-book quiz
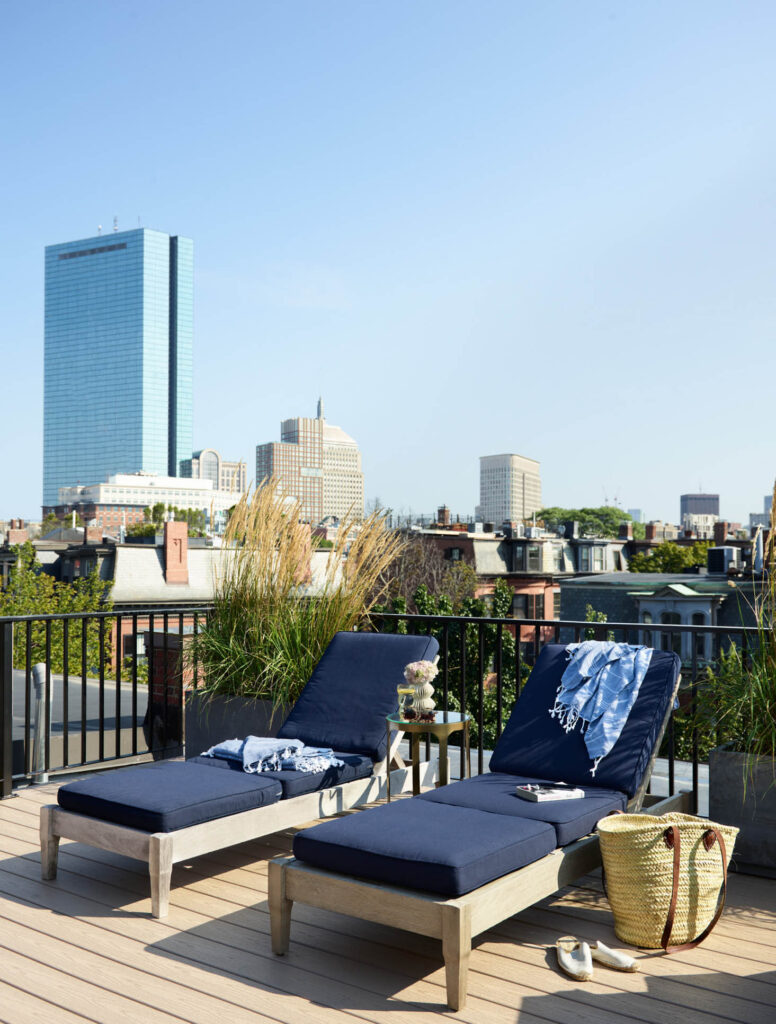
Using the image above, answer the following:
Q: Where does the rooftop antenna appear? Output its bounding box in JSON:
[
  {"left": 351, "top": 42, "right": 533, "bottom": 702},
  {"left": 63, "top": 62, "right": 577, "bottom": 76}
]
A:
[
  {"left": 113, "top": 216, "right": 118, "bottom": 232},
  {"left": 137, "top": 215, "right": 141, "bottom": 227},
  {"left": 97, "top": 224, "right": 102, "bottom": 235}
]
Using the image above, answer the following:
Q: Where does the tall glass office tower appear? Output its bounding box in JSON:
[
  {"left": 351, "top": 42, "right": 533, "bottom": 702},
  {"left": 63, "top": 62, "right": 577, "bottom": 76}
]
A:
[{"left": 42, "top": 228, "right": 193, "bottom": 507}]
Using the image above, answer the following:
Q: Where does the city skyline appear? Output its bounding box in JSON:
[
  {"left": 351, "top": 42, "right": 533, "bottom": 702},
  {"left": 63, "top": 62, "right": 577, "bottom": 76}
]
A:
[{"left": 3, "top": 2, "right": 776, "bottom": 522}]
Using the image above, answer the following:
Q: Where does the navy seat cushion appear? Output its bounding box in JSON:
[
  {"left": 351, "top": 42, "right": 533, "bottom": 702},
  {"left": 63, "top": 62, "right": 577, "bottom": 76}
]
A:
[
  {"left": 277, "top": 631, "right": 439, "bottom": 761},
  {"left": 293, "top": 799, "right": 557, "bottom": 897},
  {"left": 418, "top": 772, "right": 627, "bottom": 846},
  {"left": 490, "top": 645, "right": 680, "bottom": 798},
  {"left": 187, "top": 752, "right": 373, "bottom": 799},
  {"left": 57, "top": 761, "right": 282, "bottom": 833}
]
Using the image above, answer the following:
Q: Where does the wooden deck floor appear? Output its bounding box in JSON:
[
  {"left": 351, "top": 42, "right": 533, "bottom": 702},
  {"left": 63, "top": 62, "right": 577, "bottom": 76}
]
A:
[{"left": 0, "top": 782, "right": 774, "bottom": 1024}]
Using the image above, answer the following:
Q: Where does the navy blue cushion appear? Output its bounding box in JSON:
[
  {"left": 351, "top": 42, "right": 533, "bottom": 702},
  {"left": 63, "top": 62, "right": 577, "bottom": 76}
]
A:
[
  {"left": 277, "top": 631, "right": 439, "bottom": 761},
  {"left": 57, "top": 761, "right": 282, "bottom": 833},
  {"left": 187, "top": 752, "right": 373, "bottom": 799},
  {"left": 418, "top": 772, "right": 627, "bottom": 846},
  {"left": 293, "top": 799, "right": 557, "bottom": 896},
  {"left": 489, "top": 645, "right": 680, "bottom": 798}
]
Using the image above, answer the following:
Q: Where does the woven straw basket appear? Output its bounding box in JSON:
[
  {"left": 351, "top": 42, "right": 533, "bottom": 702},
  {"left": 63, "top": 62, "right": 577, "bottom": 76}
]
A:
[{"left": 597, "top": 813, "right": 738, "bottom": 950}]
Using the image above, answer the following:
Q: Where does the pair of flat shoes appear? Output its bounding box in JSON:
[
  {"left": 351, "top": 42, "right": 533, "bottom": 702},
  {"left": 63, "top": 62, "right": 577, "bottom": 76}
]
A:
[{"left": 556, "top": 936, "right": 638, "bottom": 981}]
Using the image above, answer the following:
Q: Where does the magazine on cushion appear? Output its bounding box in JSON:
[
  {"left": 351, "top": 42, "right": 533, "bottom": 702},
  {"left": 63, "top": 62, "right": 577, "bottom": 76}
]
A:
[{"left": 516, "top": 784, "right": 585, "bottom": 802}]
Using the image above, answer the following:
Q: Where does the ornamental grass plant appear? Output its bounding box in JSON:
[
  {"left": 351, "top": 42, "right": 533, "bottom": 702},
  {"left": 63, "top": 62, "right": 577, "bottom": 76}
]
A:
[
  {"left": 697, "top": 482, "right": 776, "bottom": 776},
  {"left": 188, "top": 480, "right": 405, "bottom": 708}
]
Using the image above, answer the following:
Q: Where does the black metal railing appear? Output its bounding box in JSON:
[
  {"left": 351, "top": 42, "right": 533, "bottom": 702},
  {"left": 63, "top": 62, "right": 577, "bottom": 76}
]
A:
[
  {"left": 0, "top": 605, "right": 212, "bottom": 797},
  {"left": 1, "top": 608, "right": 760, "bottom": 812},
  {"left": 371, "top": 612, "right": 761, "bottom": 814}
]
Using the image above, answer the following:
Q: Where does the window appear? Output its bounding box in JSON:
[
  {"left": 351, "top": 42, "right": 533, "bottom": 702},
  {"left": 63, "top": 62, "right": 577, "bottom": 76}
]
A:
[
  {"left": 553, "top": 591, "right": 561, "bottom": 618},
  {"left": 446, "top": 547, "right": 463, "bottom": 562},
  {"left": 593, "top": 547, "right": 604, "bottom": 571},
  {"left": 527, "top": 545, "right": 541, "bottom": 571},
  {"left": 642, "top": 611, "right": 653, "bottom": 646},
  {"left": 660, "top": 612, "right": 682, "bottom": 656},
  {"left": 512, "top": 593, "right": 543, "bottom": 619},
  {"left": 553, "top": 545, "right": 563, "bottom": 571},
  {"left": 513, "top": 546, "right": 525, "bottom": 571},
  {"left": 57, "top": 242, "right": 128, "bottom": 260},
  {"left": 692, "top": 611, "right": 706, "bottom": 658},
  {"left": 578, "top": 547, "right": 591, "bottom": 572}
]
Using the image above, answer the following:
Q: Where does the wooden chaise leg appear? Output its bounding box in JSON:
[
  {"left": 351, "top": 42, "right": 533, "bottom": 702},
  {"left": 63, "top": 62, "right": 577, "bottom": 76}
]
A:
[
  {"left": 40, "top": 805, "right": 60, "bottom": 880},
  {"left": 441, "top": 903, "right": 471, "bottom": 1011},
  {"left": 269, "top": 859, "right": 294, "bottom": 954},
  {"left": 149, "top": 834, "right": 174, "bottom": 919}
]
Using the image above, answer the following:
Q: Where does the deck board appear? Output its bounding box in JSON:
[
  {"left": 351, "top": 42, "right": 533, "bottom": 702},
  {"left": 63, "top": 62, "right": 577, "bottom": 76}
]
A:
[{"left": 1, "top": 782, "right": 774, "bottom": 1023}]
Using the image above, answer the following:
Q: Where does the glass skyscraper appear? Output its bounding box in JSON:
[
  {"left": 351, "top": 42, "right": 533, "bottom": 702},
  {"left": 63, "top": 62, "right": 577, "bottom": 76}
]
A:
[{"left": 43, "top": 228, "right": 193, "bottom": 507}]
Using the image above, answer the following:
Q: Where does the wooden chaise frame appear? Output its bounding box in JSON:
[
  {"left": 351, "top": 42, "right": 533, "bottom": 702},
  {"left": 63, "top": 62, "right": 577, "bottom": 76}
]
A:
[
  {"left": 40, "top": 730, "right": 438, "bottom": 918},
  {"left": 269, "top": 677, "right": 685, "bottom": 1010}
]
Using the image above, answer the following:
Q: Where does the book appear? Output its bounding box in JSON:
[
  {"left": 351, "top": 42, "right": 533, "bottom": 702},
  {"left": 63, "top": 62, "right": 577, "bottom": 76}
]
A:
[{"left": 515, "top": 784, "right": 585, "bottom": 802}]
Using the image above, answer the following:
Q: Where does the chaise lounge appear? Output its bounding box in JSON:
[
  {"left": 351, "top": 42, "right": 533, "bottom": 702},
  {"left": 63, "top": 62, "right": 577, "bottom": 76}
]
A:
[
  {"left": 39, "top": 630, "right": 439, "bottom": 917},
  {"left": 269, "top": 642, "right": 685, "bottom": 1009}
]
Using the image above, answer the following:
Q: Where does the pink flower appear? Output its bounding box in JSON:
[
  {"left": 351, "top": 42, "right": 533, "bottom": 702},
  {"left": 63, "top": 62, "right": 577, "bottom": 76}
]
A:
[{"left": 403, "top": 659, "right": 439, "bottom": 685}]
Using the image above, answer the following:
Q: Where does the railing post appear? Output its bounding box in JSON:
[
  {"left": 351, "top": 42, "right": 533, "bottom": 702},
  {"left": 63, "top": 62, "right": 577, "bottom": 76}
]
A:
[{"left": 1, "top": 622, "right": 13, "bottom": 799}]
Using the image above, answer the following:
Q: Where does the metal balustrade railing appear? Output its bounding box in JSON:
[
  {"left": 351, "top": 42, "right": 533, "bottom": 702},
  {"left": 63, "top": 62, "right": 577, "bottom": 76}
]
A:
[
  {"left": 0, "top": 607, "right": 760, "bottom": 809},
  {"left": 0, "top": 606, "right": 213, "bottom": 797}
]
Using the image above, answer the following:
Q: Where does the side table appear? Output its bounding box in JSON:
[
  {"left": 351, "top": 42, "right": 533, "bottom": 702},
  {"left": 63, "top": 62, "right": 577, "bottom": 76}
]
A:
[{"left": 385, "top": 711, "right": 470, "bottom": 801}]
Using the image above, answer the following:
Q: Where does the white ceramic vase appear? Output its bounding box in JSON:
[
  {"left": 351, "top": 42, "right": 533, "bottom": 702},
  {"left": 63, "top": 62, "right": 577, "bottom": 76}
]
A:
[{"left": 412, "top": 681, "right": 435, "bottom": 714}]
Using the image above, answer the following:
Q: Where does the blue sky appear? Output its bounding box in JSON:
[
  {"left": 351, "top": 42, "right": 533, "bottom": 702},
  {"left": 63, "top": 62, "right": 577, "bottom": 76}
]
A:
[{"left": 2, "top": 0, "right": 775, "bottom": 524}]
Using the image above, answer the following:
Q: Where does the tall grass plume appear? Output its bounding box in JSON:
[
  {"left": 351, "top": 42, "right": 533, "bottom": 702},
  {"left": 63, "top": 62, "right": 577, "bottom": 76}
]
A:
[{"left": 189, "top": 479, "right": 405, "bottom": 706}]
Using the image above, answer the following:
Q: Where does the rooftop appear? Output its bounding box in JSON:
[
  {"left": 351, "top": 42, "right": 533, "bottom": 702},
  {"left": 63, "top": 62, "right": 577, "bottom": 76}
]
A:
[
  {"left": 561, "top": 572, "right": 736, "bottom": 594},
  {"left": 1, "top": 782, "right": 773, "bottom": 1022}
]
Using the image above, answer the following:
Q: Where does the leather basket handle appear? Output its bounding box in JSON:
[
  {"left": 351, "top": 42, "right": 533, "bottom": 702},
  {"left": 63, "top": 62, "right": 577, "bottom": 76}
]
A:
[{"left": 661, "top": 826, "right": 728, "bottom": 953}]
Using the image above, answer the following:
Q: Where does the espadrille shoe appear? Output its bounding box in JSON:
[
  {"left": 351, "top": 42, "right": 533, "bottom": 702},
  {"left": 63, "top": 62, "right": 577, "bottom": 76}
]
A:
[
  {"left": 556, "top": 936, "right": 593, "bottom": 981},
  {"left": 590, "top": 941, "right": 638, "bottom": 972}
]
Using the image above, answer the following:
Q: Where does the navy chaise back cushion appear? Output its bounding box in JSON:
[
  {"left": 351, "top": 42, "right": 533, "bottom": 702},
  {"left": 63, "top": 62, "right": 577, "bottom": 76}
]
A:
[
  {"left": 489, "top": 644, "right": 680, "bottom": 798},
  {"left": 277, "top": 631, "right": 439, "bottom": 761}
]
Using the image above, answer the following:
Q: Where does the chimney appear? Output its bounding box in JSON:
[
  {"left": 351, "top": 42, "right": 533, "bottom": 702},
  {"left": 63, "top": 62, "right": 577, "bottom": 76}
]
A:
[
  {"left": 6, "top": 521, "right": 28, "bottom": 544},
  {"left": 618, "top": 522, "right": 633, "bottom": 540},
  {"left": 713, "top": 521, "right": 730, "bottom": 546},
  {"left": 437, "top": 505, "right": 451, "bottom": 526},
  {"left": 84, "top": 526, "right": 103, "bottom": 544},
  {"left": 645, "top": 522, "right": 657, "bottom": 541},
  {"left": 163, "top": 521, "right": 189, "bottom": 585}
]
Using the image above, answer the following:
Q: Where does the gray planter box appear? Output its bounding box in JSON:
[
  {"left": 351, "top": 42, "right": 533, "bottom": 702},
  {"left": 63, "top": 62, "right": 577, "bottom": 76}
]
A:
[
  {"left": 709, "top": 745, "right": 776, "bottom": 877},
  {"left": 184, "top": 692, "right": 291, "bottom": 758}
]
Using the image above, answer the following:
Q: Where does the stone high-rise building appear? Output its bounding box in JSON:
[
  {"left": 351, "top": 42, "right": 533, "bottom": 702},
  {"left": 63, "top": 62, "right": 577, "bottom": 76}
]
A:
[
  {"left": 680, "top": 493, "right": 720, "bottom": 519},
  {"left": 255, "top": 400, "right": 364, "bottom": 523},
  {"left": 321, "top": 402, "right": 364, "bottom": 521},
  {"left": 180, "top": 449, "right": 247, "bottom": 494},
  {"left": 477, "top": 453, "right": 542, "bottom": 525}
]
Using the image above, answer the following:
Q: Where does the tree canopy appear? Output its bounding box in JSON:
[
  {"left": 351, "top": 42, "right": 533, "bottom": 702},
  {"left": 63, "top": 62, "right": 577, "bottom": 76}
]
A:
[
  {"left": 536, "top": 506, "right": 644, "bottom": 539},
  {"left": 140, "top": 504, "right": 206, "bottom": 536},
  {"left": 628, "top": 541, "right": 711, "bottom": 573},
  {"left": 0, "top": 541, "right": 112, "bottom": 672}
]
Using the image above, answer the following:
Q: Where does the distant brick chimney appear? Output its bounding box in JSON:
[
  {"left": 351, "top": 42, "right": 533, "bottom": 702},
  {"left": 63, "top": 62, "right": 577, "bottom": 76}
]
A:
[
  {"left": 618, "top": 522, "right": 633, "bottom": 540},
  {"left": 437, "top": 505, "right": 451, "bottom": 526},
  {"left": 7, "top": 518, "right": 28, "bottom": 544},
  {"left": 645, "top": 522, "right": 657, "bottom": 541},
  {"left": 713, "top": 521, "right": 730, "bottom": 546},
  {"left": 163, "top": 521, "right": 189, "bottom": 585},
  {"left": 84, "top": 526, "right": 103, "bottom": 544}
]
